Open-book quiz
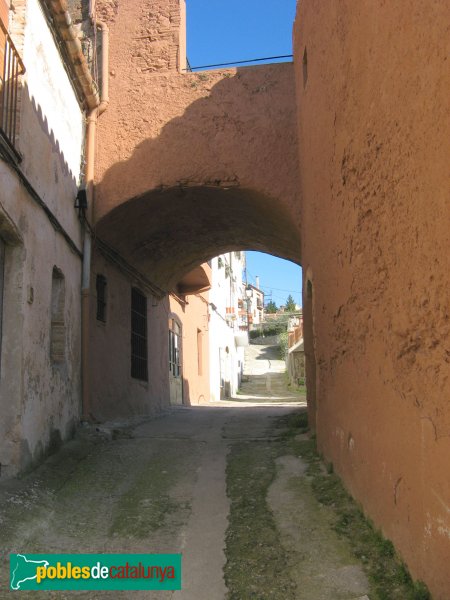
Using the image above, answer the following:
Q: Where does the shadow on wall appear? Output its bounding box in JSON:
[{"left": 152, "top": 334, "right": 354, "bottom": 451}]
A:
[
  {"left": 181, "top": 375, "right": 208, "bottom": 406},
  {"left": 94, "top": 65, "right": 301, "bottom": 291},
  {"left": 19, "top": 82, "right": 79, "bottom": 186},
  {"left": 182, "top": 377, "right": 190, "bottom": 406}
]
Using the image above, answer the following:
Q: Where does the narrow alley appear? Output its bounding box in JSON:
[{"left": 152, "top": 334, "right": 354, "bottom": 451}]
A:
[
  {"left": 0, "top": 346, "right": 424, "bottom": 599},
  {"left": 1, "top": 0, "right": 448, "bottom": 596}
]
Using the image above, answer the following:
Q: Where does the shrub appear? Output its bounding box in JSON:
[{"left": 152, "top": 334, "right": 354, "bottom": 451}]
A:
[{"left": 278, "top": 331, "right": 289, "bottom": 358}]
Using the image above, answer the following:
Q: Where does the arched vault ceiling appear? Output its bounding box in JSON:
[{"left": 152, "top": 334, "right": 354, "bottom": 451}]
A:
[{"left": 95, "top": 185, "right": 302, "bottom": 292}]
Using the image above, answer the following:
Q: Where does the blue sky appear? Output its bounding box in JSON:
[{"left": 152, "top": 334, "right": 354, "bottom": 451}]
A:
[
  {"left": 245, "top": 252, "right": 302, "bottom": 308},
  {"left": 186, "top": 0, "right": 297, "bottom": 69},
  {"left": 187, "top": 0, "right": 302, "bottom": 308}
]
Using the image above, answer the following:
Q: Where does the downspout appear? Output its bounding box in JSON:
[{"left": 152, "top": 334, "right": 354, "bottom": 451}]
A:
[{"left": 81, "top": 14, "right": 109, "bottom": 420}]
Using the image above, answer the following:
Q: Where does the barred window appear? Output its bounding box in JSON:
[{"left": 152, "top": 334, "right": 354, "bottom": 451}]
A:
[
  {"left": 96, "top": 274, "right": 107, "bottom": 322},
  {"left": 131, "top": 287, "right": 148, "bottom": 381},
  {"left": 50, "top": 267, "right": 65, "bottom": 364}
]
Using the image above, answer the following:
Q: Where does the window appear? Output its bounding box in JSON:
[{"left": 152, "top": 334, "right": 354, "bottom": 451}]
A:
[
  {"left": 50, "top": 267, "right": 65, "bottom": 363},
  {"left": 96, "top": 274, "right": 107, "bottom": 322},
  {"left": 169, "top": 319, "right": 181, "bottom": 377},
  {"left": 131, "top": 287, "right": 148, "bottom": 381}
]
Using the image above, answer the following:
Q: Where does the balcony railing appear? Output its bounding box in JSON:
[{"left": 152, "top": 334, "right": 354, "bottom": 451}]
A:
[{"left": 0, "top": 18, "right": 25, "bottom": 156}]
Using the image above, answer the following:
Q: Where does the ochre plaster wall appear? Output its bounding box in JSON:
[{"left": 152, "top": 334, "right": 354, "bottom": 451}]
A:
[
  {"left": 94, "top": 2, "right": 300, "bottom": 248},
  {"left": 94, "top": 64, "right": 299, "bottom": 227},
  {"left": 89, "top": 251, "right": 170, "bottom": 421},
  {"left": 294, "top": 2, "right": 450, "bottom": 597},
  {"left": 93, "top": 0, "right": 301, "bottom": 295}
]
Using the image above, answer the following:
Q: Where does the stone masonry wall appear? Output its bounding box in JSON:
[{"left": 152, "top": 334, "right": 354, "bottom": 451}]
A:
[{"left": 97, "top": 0, "right": 183, "bottom": 72}]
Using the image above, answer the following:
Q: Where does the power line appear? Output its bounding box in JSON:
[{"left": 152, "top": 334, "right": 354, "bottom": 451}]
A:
[
  {"left": 185, "top": 54, "right": 293, "bottom": 71},
  {"left": 260, "top": 285, "right": 301, "bottom": 294},
  {"left": 269, "top": 293, "right": 301, "bottom": 304},
  {"left": 245, "top": 265, "right": 301, "bottom": 297}
]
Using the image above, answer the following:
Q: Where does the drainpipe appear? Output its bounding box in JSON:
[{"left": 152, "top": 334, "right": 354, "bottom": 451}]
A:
[{"left": 81, "top": 14, "right": 109, "bottom": 420}]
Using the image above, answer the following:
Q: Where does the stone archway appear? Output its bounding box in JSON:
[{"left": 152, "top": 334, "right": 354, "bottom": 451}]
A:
[
  {"left": 94, "top": 184, "right": 301, "bottom": 294},
  {"left": 88, "top": 180, "right": 302, "bottom": 422}
]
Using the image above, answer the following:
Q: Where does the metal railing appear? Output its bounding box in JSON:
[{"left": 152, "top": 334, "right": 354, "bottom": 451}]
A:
[{"left": 0, "top": 18, "right": 25, "bottom": 154}]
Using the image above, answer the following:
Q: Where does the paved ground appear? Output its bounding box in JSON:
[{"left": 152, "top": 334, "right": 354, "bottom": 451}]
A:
[
  {"left": 0, "top": 345, "right": 371, "bottom": 599},
  {"left": 237, "top": 344, "right": 301, "bottom": 403},
  {"left": 243, "top": 344, "right": 287, "bottom": 375}
]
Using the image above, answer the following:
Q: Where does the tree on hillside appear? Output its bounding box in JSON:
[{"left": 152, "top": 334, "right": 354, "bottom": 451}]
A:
[
  {"left": 285, "top": 294, "right": 296, "bottom": 312},
  {"left": 265, "top": 300, "right": 278, "bottom": 314}
]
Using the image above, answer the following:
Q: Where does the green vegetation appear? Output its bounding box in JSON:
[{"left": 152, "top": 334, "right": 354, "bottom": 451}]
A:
[
  {"left": 109, "top": 453, "right": 190, "bottom": 538},
  {"left": 265, "top": 300, "right": 278, "bottom": 313},
  {"left": 284, "top": 294, "right": 296, "bottom": 312},
  {"left": 286, "top": 374, "right": 307, "bottom": 395},
  {"left": 249, "top": 323, "right": 286, "bottom": 339},
  {"left": 278, "top": 331, "right": 289, "bottom": 358},
  {"left": 249, "top": 314, "right": 292, "bottom": 339}
]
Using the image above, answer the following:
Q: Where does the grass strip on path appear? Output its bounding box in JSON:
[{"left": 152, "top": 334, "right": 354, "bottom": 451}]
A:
[{"left": 225, "top": 439, "right": 297, "bottom": 600}]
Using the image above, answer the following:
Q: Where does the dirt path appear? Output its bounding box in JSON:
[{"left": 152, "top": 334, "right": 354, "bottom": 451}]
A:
[
  {"left": 268, "top": 455, "right": 368, "bottom": 599},
  {"left": 0, "top": 349, "right": 424, "bottom": 599},
  {"left": 0, "top": 404, "right": 302, "bottom": 599}
]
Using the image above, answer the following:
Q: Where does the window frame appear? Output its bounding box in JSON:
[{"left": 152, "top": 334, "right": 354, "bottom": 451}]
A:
[
  {"left": 169, "top": 318, "right": 181, "bottom": 378},
  {"left": 50, "top": 266, "right": 65, "bottom": 364}
]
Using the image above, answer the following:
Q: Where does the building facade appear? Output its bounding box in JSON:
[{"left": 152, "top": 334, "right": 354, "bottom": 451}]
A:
[
  {"left": 245, "top": 282, "right": 264, "bottom": 328},
  {"left": 209, "top": 252, "right": 247, "bottom": 401},
  {"left": 168, "top": 263, "right": 211, "bottom": 406},
  {"left": 0, "top": 0, "right": 89, "bottom": 475}
]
